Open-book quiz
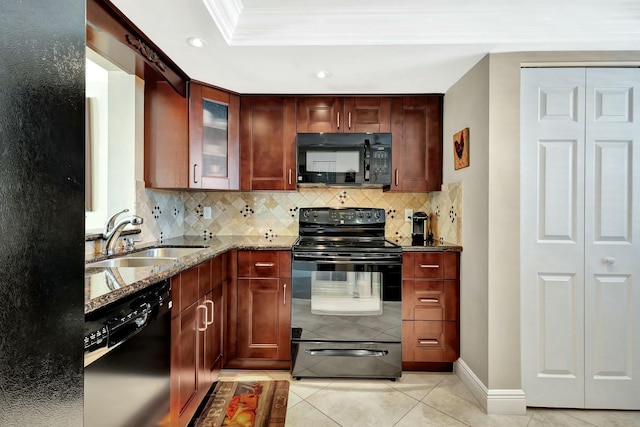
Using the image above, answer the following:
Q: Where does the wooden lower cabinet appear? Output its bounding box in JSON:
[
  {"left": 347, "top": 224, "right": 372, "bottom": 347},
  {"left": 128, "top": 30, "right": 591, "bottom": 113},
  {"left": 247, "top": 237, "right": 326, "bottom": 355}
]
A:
[
  {"left": 402, "top": 251, "right": 460, "bottom": 371},
  {"left": 225, "top": 250, "right": 291, "bottom": 369},
  {"left": 170, "top": 256, "right": 225, "bottom": 427}
]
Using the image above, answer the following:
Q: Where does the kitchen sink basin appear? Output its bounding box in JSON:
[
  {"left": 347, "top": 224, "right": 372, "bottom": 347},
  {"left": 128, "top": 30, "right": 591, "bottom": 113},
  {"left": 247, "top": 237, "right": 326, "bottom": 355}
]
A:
[
  {"left": 87, "top": 257, "right": 176, "bottom": 268},
  {"left": 126, "top": 246, "right": 207, "bottom": 259}
]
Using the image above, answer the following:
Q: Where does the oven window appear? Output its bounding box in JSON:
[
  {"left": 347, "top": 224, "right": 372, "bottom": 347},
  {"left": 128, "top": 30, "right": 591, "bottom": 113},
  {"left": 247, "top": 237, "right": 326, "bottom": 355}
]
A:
[{"left": 311, "top": 271, "right": 382, "bottom": 315}]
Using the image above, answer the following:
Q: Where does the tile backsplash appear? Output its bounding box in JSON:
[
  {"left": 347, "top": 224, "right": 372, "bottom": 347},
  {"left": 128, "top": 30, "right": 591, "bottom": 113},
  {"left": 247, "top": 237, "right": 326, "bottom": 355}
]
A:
[{"left": 133, "top": 181, "right": 461, "bottom": 245}]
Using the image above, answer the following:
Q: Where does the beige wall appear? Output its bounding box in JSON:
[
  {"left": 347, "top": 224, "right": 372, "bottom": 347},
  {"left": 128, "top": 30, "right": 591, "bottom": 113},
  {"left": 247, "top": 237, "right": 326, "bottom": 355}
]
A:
[
  {"left": 447, "top": 50, "right": 640, "bottom": 392},
  {"left": 443, "top": 55, "right": 490, "bottom": 385}
]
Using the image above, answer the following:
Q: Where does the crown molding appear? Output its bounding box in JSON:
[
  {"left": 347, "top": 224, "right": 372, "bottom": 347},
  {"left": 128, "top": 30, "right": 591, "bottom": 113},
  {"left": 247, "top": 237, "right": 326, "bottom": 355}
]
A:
[
  {"left": 203, "top": 0, "right": 640, "bottom": 47},
  {"left": 202, "top": 0, "right": 243, "bottom": 44}
]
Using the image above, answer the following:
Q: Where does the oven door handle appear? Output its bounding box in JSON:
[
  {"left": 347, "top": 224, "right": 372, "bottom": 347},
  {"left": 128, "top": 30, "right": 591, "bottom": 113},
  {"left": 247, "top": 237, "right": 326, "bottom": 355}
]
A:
[
  {"left": 304, "top": 348, "right": 389, "bottom": 357},
  {"left": 293, "top": 254, "right": 401, "bottom": 264}
]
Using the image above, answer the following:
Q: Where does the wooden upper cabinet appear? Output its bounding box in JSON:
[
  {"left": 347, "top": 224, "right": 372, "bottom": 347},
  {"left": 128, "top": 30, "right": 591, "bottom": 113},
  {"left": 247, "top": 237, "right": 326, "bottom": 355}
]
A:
[
  {"left": 189, "top": 83, "right": 240, "bottom": 190},
  {"left": 390, "top": 96, "right": 443, "bottom": 192},
  {"left": 144, "top": 80, "right": 189, "bottom": 188},
  {"left": 144, "top": 81, "right": 239, "bottom": 190},
  {"left": 344, "top": 97, "right": 391, "bottom": 133},
  {"left": 297, "top": 97, "right": 340, "bottom": 133},
  {"left": 297, "top": 96, "right": 391, "bottom": 133},
  {"left": 240, "top": 96, "right": 297, "bottom": 191}
]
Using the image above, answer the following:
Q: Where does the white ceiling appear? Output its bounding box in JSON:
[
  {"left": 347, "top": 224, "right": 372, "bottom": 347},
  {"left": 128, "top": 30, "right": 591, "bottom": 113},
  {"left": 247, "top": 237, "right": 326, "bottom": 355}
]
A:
[{"left": 110, "top": 0, "right": 640, "bottom": 94}]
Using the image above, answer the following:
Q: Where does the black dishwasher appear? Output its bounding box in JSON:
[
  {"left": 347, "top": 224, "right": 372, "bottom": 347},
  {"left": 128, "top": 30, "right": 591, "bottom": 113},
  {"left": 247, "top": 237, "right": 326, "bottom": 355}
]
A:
[{"left": 84, "top": 279, "right": 172, "bottom": 427}]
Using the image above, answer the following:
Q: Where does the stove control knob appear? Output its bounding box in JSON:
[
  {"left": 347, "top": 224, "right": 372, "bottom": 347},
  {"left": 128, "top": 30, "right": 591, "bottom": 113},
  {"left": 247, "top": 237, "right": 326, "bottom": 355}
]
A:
[
  {"left": 302, "top": 210, "right": 310, "bottom": 218},
  {"left": 374, "top": 211, "right": 381, "bottom": 219}
]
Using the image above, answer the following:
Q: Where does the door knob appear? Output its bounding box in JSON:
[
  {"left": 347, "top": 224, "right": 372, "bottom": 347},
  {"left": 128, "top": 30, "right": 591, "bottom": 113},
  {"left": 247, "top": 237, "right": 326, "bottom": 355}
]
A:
[{"left": 603, "top": 257, "right": 616, "bottom": 264}]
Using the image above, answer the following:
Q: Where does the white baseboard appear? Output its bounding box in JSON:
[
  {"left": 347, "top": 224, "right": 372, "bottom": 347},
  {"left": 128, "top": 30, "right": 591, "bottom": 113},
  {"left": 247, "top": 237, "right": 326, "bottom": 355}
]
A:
[{"left": 455, "top": 358, "right": 527, "bottom": 415}]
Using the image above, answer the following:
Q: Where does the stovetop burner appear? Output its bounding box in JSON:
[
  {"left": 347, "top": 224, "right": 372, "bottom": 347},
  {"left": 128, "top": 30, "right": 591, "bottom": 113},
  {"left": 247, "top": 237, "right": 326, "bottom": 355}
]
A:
[
  {"left": 293, "top": 207, "right": 400, "bottom": 254},
  {"left": 294, "top": 236, "right": 400, "bottom": 251}
]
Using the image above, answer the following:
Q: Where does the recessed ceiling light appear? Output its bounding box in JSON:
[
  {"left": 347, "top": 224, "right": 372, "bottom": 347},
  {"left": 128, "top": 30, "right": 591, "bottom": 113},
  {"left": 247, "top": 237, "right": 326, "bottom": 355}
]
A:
[
  {"left": 187, "top": 37, "right": 207, "bottom": 48},
  {"left": 315, "top": 70, "right": 330, "bottom": 79}
]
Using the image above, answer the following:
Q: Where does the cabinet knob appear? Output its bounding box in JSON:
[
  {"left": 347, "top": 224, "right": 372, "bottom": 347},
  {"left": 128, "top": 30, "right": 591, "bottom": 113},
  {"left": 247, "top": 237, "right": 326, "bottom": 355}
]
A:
[
  {"left": 395, "top": 169, "right": 399, "bottom": 186},
  {"left": 193, "top": 164, "right": 199, "bottom": 184},
  {"left": 419, "top": 298, "right": 439, "bottom": 303},
  {"left": 283, "top": 283, "right": 287, "bottom": 305},
  {"left": 603, "top": 257, "right": 616, "bottom": 264},
  {"left": 418, "top": 339, "right": 439, "bottom": 345},
  {"left": 337, "top": 112, "right": 340, "bottom": 130}
]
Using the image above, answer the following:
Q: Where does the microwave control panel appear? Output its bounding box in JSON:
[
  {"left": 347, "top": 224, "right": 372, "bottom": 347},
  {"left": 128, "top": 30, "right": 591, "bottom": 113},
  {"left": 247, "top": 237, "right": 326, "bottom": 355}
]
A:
[{"left": 371, "top": 149, "right": 390, "bottom": 174}]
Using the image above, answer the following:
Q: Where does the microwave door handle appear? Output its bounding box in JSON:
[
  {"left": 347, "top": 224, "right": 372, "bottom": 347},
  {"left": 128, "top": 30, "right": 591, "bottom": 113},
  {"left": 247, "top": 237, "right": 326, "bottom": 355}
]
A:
[{"left": 364, "top": 139, "right": 371, "bottom": 181}]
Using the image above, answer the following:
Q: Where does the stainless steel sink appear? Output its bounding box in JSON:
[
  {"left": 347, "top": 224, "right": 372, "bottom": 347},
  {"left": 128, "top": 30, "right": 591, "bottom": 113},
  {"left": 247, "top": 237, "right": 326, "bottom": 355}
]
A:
[
  {"left": 129, "top": 246, "right": 206, "bottom": 259},
  {"left": 87, "top": 257, "right": 176, "bottom": 268}
]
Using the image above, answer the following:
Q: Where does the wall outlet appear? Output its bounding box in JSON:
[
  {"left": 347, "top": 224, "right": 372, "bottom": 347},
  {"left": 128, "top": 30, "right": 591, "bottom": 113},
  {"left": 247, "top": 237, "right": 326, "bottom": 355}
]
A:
[
  {"left": 203, "top": 206, "right": 212, "bottom": 220},
  {"left": 405, "top": 209, "right": 413, "bottom": 222}
]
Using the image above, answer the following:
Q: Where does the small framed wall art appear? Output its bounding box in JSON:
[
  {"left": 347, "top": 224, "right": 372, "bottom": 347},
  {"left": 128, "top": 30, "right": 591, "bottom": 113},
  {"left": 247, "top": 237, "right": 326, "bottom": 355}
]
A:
[{"left": 453, "top": 127, "right": 469, "bottom": 170}]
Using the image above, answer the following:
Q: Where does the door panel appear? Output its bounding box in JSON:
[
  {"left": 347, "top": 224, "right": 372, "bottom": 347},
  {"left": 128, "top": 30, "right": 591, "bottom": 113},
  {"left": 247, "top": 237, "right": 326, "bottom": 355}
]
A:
[
  {"left": 522, "top": 67, "right": 640, "bottom": 409},
  {"left": 521, "top": 67, "right": 586, "bottom": 408},
  {"left": 584, "top": 68, "right": 640, "bottom": 409},
  {"left": 538, "top": 140, "right": 578, "bottom": 241},
  {"left": 537, "top": 274, "right": 580, "bottom": 377}
]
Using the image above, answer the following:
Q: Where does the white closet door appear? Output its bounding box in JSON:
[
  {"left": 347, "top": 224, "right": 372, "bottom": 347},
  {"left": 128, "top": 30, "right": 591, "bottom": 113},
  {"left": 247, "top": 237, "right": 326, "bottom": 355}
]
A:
[
  {"left": 584, "top": 68, "right": 640, "bottom": 409},
  {"left": 521, "top": 67, "right": 587, "bottom": 408}
]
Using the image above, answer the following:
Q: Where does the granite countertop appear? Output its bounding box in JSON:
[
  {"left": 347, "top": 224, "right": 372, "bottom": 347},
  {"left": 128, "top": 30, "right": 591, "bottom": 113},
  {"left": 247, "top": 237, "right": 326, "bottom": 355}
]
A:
[
  {"left": 85, "top": 235, "right": 462, "bottom": 314},
  {"left": 395, "top": 238, "right": 463, "bottom": 252},
  {"left": 84, "top": 235, "right": 297, "bottom": 314}
]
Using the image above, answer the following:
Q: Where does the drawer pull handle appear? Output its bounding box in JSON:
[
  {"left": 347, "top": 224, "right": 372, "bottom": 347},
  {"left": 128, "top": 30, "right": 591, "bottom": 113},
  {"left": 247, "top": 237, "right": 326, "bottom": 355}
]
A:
[
  {"left": 419, "top": 264, "right": 440, "bottom": 268},
  {"left": 418, "top": 339, "right": 439, "bottom": 345},
  {"left": 283, "top": 283, "right": 287, "bottom": 305},
  {"left": 197, "top": 304, "right": 208, "bottom": 332},
  {"left": 419, "top": 298, "right": 439, "bottom": 303},
  {"left": 255, "top": 262, "right": 275, "bottom": 267},
  {"left": 205, "top": 299, "right": 214, "bottom": 326}
]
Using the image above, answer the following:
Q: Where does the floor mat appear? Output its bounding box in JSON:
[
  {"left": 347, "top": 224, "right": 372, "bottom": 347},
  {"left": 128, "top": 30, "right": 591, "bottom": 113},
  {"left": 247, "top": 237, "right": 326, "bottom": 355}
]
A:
[{"left": 189, "top": 380, "right": 289, "bottom": 427}]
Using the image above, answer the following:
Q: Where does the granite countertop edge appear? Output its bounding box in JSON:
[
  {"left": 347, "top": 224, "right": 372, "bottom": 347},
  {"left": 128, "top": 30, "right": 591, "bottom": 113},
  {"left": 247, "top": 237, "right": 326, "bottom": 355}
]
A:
[{"left": 85, "top": 235, "right": 462, "bottom": 314}]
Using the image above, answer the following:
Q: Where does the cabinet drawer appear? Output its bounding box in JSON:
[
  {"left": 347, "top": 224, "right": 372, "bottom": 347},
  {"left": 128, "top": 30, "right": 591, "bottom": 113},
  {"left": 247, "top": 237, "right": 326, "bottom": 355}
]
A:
[
  {"left": 412, "top": 253, "right": 444, "bottom": 278},
  {"left": 402, "top": 321, "right": 458, "bottom": 362},
  {"left": 402, "top": 280, "right": 458, "bottom": 321},
  {"left": 403, "top": 252, "right": 459, "bottom": 279},
  {"left": 238, "top": 251, "right": 280, "bottom": 278}
]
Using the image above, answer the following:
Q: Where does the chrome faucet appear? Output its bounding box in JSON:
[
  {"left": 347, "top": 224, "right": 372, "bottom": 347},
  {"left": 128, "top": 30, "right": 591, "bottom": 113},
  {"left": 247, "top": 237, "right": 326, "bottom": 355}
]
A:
[
  {"left": 102, "top": 213, "right": 143, "bottom": 255},
  {"left": 103, "top": 208, "right": 129, "bottom": 236}
]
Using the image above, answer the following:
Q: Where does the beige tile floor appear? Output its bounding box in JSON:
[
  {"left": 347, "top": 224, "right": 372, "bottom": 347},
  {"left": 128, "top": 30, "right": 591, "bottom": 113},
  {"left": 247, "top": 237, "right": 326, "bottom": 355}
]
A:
[{"left": 217, "top": 369, "right": 640, "bottom": 427}]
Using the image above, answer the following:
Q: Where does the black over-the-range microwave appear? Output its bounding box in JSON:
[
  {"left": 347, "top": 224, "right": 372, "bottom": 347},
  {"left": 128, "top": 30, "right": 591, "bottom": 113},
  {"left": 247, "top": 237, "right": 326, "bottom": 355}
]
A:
[{"left": 296, "top": 133, "right": 392, "bottom": 186}]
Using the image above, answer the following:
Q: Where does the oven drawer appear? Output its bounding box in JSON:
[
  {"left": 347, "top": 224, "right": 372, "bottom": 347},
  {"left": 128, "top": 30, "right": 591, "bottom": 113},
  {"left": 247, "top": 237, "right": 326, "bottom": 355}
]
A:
[
  {"left": 291, "top": 340, "right": 401, "bottom": 379},
  {"left": 402, "top": 280, "right": 458, "bottom": 321},
  {"left": 402, "top": 321, "right": 458, "bottom": 362}
]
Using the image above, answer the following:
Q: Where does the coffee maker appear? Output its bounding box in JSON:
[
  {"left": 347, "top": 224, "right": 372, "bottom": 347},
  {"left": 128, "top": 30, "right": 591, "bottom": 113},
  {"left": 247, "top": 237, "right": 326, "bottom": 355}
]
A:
[{"left": 412, "top": 212, "right": 428, "bottom": 245}]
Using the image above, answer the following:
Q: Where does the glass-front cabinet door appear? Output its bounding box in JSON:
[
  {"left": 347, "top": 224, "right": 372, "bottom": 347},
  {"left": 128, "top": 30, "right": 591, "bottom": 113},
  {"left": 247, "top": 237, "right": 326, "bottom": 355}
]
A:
[{"left": 189, "top": 83, "right": 239, "bottom": 189}]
